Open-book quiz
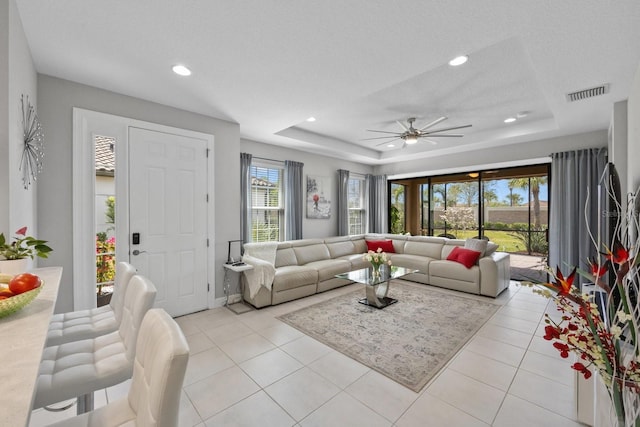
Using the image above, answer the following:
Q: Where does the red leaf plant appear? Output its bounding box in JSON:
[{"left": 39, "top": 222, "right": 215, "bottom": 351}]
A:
[{"left": 525, "top": 186, "right": 640, "bottom": 426}]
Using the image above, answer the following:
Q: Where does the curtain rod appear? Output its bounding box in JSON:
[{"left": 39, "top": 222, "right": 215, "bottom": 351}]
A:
[{"left": 252, "top": 156, "right": 283, "bottom": 164}]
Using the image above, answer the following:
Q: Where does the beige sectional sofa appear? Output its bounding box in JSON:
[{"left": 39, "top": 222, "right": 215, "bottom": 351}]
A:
[{"left": 241, "top": 234, "right": 511, "bottom": 308}]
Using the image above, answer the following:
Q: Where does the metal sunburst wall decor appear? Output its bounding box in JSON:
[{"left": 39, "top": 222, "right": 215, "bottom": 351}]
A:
[{"left": 20, "top": 94, "right": 44, "bottom": 189}]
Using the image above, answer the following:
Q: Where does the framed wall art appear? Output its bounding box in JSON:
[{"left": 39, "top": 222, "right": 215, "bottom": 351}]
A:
[{"left": 306, "top": 175, "right": 331, "bottom": 219}]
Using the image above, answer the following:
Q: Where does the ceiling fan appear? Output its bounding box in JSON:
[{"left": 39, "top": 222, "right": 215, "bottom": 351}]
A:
[{"left": 364, "top": 117, "right": 472, "bottom": 148}]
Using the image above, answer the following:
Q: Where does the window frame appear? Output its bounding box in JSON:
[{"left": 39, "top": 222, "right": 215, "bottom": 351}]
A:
[
  {"left": 250, "top": 161, "right": 284, "bottom": 242},
  {"left": 347, "top": 175, "right": 366, "bottom": 235}
]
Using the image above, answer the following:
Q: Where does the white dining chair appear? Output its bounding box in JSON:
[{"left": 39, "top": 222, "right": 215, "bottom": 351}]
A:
[
  {"left": 45, "top": 308, "right": 190, "bottom": 427},
  {"left": 33, "top": 274, "right": 156, "bottom": 410},
  {"left": 46, "top": 262, "right": 137, "bottom": 346}
]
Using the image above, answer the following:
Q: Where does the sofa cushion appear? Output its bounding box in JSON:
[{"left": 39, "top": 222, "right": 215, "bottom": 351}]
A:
[
  {"left": 447, "top": 246, "right": 482, "bottom": 268},
  {"left": 351, "top": 237, "right": 367, "bottom": 254},
  {"left": 405, "top": 237, "right": 445, "bottom": 259},
  {"left": 430, "top": 259, "right": 480, "bottom": 282},
  {"left": 337, "top": 254, "right": 371, "bottom": 270},
  {"left": 326, "top": 239, "right": 357, "bottom": 259},
  {"left": 389, "top": 254, "right": 432, "bottom": 272},
  {"left": 275, "top": 247, "right": 298, "bottom": 268},
  {"left": 293, "top": 243, "right": 331, "bottom": 265},
  {"left": 464, "top": 238, "right": 488, "bottom": 257},
  {"left": 306, "top": 259, "right": 352, "bottom": 281},
  {"left": 273, "top": 266, "right": 318, "bottom": 292},
  {"left": 366, "top": 239, "right": 395, "bottom": 253}
]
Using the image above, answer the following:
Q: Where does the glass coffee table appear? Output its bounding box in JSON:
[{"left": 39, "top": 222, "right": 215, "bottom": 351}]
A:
[{"left": 336, "top": 265, "right": 419, "bottom": 308}]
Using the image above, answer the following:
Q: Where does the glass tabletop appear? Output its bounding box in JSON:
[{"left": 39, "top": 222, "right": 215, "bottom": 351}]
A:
[{"left": 336, "top": 265, "right": 419, "bottom": 286}]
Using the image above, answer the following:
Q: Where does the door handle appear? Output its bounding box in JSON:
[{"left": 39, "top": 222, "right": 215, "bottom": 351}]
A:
[{"left": 132, "top": 250, "right": 147, "bottom": 256}]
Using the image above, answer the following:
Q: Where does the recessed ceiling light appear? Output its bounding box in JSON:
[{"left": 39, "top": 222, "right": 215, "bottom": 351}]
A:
[
  {"left": 387, "top": 143, "right": 395, "bottom": 147},
  {"left": 504, "top": 117, "right": 517, "bottom": 123},
  {"left": 448, "top": 55, "right": 468, "bottom": 66},
  {"left": 306, "top": 117, "right": 316, "bottom": 122},
  {"left": 172, "top": 65, "right": 192, "bottom": 76}
]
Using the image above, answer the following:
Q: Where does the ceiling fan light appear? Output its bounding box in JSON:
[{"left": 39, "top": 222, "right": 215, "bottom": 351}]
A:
[
  {"left": 404, "top": 135, "right": 418, "bottom": 144},
  {"left": 504, "top": 117, "right": 517, "bottom": 123}
]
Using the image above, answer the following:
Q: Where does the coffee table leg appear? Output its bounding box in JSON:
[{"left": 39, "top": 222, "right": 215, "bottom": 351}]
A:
[{"left": 363, "top": 280, "right": 396, "bottom": 308}]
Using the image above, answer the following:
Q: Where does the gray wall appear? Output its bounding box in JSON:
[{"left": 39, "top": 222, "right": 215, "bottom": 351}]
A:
[
  {"left": 628, "top": 64, "right": 640, "bottom": 193},
  {"left": 240, "top": 139, "right": 374, "bottom": 238},
  {"left": 37, "top": 75, "right": 240, "bottom": 312},
  {"left": 0, "top": 0, "right": 37, "bottom": 252}
]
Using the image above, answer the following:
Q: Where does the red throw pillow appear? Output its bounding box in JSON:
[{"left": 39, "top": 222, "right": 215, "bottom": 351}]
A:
[
  {"left": 446, "top": 246, "right": 481, "bottom": 269},
  {"left": 366, "top": 239, "right": 395, "bottom": 253}
]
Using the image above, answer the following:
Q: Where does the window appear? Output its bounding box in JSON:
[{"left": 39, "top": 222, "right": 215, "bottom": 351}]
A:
[
  {"left": 250, "top": 164, "right": 283, "bottom": 242},
  {"left": 388, "top": 164, "right": 549, "bottom": 256},
  {"left": 95, "top": 135, "right": 116, "bottom": 299},
  {"left": 390, "top": 183, "right": 406, "bottom": 234},
  {"left": 347, "top": 176, "right": 366, "bottom": 234}
]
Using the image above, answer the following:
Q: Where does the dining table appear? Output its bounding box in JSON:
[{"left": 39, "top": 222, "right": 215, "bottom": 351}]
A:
[{"left": 0, "top": 266, "right": 63, "bottom": 427}]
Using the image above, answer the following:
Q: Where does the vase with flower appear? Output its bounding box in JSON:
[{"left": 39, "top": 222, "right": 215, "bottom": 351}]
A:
[
  {"left": 363, "top": 248, "right": 392, "bottom": 281},
  {"left": 525, "top": 179, "right": 640, "bottom": 427},
  {"left": 0, "top": 227, "right": 52, "bottom": 275}
]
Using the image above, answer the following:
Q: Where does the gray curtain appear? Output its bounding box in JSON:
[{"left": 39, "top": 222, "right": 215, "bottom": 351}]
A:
[
  {"left": 240, "top": 153, "right": 252, "bottom": 246},
  {"left": 367, "top": 174, "right": 388, "bottom": 233},
  {"left": 337, "top": 169, "right": 350, "bottom": 236},
  {"left": 549, "top": 148, "right": 607, "bottom": 284},
  {"left": 284, "top": 160, "right": 304, "bottom": 240}
]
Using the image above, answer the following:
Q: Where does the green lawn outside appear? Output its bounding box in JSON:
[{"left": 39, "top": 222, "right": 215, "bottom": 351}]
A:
[{"left": 432, "top": 229, "right": 544, "bottom": 254}]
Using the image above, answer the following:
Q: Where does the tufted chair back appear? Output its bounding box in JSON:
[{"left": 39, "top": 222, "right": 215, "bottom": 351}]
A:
[
  {"left": 119, "top": 275, "right": 157, "bottom": 362},
  {"left": 128, "top": 309, "right": 190, "bottom": 426},
  {"left": 109, "top": 262, "right": 138, "bottom": 322}
]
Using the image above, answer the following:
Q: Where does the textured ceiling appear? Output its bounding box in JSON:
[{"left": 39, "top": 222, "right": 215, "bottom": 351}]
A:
[{"left": 15, "top": 0, "right": 640, "bottom": 164}]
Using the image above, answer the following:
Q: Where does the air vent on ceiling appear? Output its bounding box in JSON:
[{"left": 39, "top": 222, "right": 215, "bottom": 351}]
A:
[{"left": 566, "top": 84, "right": 610, "bottom": 102}]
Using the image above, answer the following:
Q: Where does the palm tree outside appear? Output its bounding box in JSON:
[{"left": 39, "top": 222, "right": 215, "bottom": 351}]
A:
[{"left": 509, "top": 176, "right": 548, "bottom": 227}]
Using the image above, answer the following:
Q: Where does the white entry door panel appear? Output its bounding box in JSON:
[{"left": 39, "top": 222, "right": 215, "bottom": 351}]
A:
[{"left": 129, "top": 127, "right": 208, "bottom": 317}]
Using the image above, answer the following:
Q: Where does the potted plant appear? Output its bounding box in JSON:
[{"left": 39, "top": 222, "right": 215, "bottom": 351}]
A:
[{"left": 0, "top": 227, "right": 53, "bottom": 275}]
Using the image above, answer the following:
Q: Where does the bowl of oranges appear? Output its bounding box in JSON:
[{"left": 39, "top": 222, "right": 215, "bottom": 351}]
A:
[{"left": 0, "top": 273, "right": 43, "bottom": 319}]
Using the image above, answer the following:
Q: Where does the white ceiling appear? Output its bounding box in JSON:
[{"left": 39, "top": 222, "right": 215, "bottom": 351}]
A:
[{"left": 16, "top": 0, "right": 640, "bottom": 165}]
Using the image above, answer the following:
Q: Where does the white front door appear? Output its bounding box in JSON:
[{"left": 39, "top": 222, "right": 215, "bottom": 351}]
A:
[{"left": 128, "top": 127, "right": 209, "bottom": 317}]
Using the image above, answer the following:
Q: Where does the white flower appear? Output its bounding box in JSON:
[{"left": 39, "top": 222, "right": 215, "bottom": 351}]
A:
[
  {"left": 610, "top": 325, "right": 623, "bottom": 339},
  {"left": 617, "top": 310, "right": 633, "bottom": 322}
]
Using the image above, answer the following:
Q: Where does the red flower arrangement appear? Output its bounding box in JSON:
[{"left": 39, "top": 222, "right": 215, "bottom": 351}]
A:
[{"left": 526, "top": 192, "right": 640, "bottom": 426}]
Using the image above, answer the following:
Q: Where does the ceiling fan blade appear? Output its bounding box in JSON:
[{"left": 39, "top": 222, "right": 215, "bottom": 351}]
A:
[
  {"left": 424, "top": 139, "right": 438, "bottom": 145},
  {"left": 376, "top": 137, "right": 401, "bottom": 146},
  {"left": 365, "top": 129, "right": 403, "bottom": 135},
  {"left": 422, "top": 133, "right": 465, "bottom": 137},
  {"left": 395, "top": 120, "right": 409, "bottom": 131},
  {"left": 362, "top": 135, "right": 402, "bottom": 141},
  {"left": 418, "top": 116, "right": 447, "bottom": 131},
  {"left": 423, "top": 124, "right": 472, "bottom": 134}
]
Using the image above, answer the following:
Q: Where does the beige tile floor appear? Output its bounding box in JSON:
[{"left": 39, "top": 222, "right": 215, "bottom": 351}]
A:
[{"left": 30, "top": 281, "right": 584, "bottom": 427}]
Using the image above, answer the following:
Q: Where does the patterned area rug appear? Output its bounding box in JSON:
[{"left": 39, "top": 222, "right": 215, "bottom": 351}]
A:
[{"left": 277, "top": 281, "right": 500, "bottom": 392}]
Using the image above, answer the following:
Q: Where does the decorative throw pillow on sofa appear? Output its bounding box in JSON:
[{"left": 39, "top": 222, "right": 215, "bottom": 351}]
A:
[
  {"left": 485, "top": 242, "right": 499, "bottom": 256},
  {"left": 464, "top": 238, "right": 488, "bottom": 257},
  {"left": 447, "top": 246, "right": 482, "bottom": 268},
  {"left": 366, "top": 239, "right": 395, "bottom": 253}
]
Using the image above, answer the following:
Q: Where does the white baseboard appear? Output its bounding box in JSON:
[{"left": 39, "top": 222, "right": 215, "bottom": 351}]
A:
[{"left": 212, "top": 293, "right": 242, "bottom": 308}]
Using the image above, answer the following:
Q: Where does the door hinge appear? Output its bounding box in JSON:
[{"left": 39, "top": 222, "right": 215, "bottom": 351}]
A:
[
  {"left": 207, "top": 283, "right": 210, "bottom": 292},
  {"left": 206, "top": 193, "right": 209, "bottom": 202},
  {"left": 206, "top": 148, "right": 210, "bottom": 158},
  {"left": 207, "top": 238, "right": 209, "bottom": 247}
]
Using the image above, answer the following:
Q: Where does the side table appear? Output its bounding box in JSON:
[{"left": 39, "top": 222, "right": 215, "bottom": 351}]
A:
[{"left": 223, "top": 263, "right": 254, "bottom": 314}]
